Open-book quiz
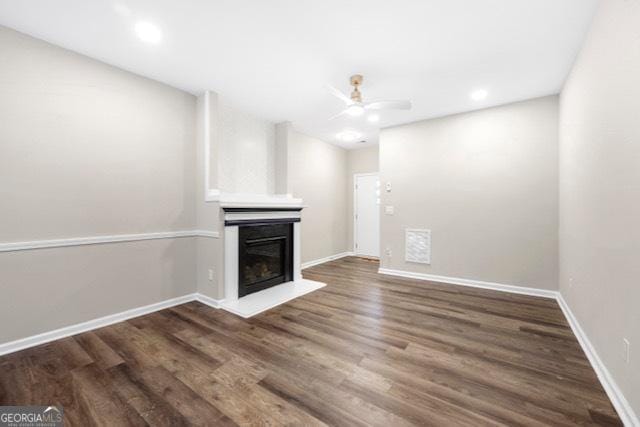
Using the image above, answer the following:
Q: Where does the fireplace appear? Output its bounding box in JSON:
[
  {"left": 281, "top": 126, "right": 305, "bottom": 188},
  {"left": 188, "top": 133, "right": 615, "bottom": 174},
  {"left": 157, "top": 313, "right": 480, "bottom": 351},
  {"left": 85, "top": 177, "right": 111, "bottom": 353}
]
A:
[
  {"left": 220, "top": 200, "right": 326, "bottom": 318},
  {"left": 223, "top": 206, "right": 302, "bottom": 301},
  {"left": 238, "top": 223, "right": 293, "bottom": 297}
]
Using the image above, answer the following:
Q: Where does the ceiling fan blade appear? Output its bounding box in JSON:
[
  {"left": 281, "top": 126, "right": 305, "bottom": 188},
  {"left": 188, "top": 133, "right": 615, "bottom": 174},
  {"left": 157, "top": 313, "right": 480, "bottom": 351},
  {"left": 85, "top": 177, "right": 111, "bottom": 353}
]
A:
[
  {"left": 365, "top": 100, "right": 412, "bottom": 110},
  {"left": 328, "top": 109, "right": 348, "bottom": 120},
  {"left": 325, "top": 84, "right": 354, "bottom": 106}
]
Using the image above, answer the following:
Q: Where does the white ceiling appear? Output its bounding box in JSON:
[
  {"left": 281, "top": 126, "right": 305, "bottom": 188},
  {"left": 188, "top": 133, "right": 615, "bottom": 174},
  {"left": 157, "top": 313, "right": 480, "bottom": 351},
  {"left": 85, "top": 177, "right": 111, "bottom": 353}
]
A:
[{"left": 0, "top": 0, "right": 598, "bottom": 149}]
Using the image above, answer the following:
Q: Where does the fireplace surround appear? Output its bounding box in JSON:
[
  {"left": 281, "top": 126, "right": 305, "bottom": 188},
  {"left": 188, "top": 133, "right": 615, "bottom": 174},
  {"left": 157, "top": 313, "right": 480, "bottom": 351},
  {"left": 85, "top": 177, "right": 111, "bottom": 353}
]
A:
[{"left": 218, "top": 200, "right": 324, "bottom": 317}]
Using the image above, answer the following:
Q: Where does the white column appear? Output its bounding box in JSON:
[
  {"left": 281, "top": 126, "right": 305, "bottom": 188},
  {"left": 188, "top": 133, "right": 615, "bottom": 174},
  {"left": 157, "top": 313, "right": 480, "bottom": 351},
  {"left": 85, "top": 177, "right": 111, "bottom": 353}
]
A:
[
  {"left": 293, "top": 222, "right": 302, "bottom": 280},
  {"left": 224, "top": 226, "right": 239, "bottom": 301},
  {"left": 275, "top": 121, "right": 292, "bottom": 196}
]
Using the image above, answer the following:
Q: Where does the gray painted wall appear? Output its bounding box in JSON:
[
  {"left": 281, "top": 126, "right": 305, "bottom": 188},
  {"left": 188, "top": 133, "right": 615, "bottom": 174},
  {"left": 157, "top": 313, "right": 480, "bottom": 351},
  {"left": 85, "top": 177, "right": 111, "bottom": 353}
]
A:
[
  {"left": 559, "top": 0, "right": 640, "bottom": 415},
  {"left": 0, "top": 26, "right": 198, "bottom": 343},
  {"left": 288, "top": 131, "right": 349, "bottom": 263},
  {"left": 379, "top": 96, "right": 559, "bottom": 290}
]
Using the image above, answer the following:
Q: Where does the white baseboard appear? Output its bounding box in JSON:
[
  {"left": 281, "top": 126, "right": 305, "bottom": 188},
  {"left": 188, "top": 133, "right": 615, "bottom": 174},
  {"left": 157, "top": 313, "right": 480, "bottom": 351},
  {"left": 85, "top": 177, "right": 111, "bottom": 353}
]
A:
[
  {"left": 0, "top": 293, "right": 198, "bottom": 356},
  {"left": 301, "top": 251, "right": 354, "bottom": 269},
  {"left": 195, "top": 293, "right": 225, "bottom": 308},
  {"left": 0, "top": 292, "right": 229, "bottom": 357},
  {"left": 378, "top": 267, "right": 558, "bottom": 299},
  {"left": 557, "top": 294, "right": 638, "bottom": 427}
]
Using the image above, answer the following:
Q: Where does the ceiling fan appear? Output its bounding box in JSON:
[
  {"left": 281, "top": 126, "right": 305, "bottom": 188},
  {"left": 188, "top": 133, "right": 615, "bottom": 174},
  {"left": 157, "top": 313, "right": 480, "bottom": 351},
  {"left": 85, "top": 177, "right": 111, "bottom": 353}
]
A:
[{"left": 327, "top": 74, "right": 411, "bottom": 120}]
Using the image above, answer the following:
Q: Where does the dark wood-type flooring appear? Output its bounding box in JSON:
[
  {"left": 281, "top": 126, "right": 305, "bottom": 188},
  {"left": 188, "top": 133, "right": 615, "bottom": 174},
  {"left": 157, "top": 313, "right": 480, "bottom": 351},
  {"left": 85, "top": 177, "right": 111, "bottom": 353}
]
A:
[{"left": 0, "top": 257, "right": 622, "bottom": 426}]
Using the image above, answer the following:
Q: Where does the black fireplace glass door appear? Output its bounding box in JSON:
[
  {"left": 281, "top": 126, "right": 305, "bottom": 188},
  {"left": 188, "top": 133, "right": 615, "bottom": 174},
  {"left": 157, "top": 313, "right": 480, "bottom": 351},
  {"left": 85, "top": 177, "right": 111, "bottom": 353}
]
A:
[
  {"left": 238, "top": 223, "right": 293, "bottom": 297},
  {"left": 243, "top": 240, "right": 283, "bottom": 283}
]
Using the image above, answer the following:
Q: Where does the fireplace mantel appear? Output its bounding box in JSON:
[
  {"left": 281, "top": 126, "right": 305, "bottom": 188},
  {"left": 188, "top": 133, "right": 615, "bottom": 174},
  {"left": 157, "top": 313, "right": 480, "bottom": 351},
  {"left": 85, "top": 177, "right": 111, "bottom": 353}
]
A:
[{"left": 218, "top": 193, "right": 304, "bottom": 209}]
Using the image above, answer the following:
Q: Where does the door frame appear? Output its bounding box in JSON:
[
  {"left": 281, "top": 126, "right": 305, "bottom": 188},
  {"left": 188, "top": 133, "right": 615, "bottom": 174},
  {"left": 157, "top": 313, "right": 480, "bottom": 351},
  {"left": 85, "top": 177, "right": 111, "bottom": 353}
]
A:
[{"left": 353, "top": 172, "right": 379, "bottom": 256}]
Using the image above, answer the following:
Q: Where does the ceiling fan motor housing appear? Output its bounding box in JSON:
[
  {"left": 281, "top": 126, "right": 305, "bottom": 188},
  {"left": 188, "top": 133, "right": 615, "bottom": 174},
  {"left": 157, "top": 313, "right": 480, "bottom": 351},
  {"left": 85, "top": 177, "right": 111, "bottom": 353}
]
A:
[{"left": 350, "top": 74, "right": 363, "bottom": 102}]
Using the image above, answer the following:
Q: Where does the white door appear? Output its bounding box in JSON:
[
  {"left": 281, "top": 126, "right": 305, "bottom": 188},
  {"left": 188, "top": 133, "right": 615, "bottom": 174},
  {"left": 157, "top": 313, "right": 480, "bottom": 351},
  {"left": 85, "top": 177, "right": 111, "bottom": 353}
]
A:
[{"left": 354, "top": 173, "right": 380, "bottom": 257}]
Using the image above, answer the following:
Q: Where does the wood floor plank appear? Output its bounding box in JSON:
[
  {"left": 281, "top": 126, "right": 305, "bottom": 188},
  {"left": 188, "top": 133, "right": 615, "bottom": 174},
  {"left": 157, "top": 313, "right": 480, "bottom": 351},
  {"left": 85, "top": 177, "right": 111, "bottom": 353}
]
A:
[
  {"left": 74, "top": 332, "right": 125, "bottom": 370},
  {"left": 71, "top": 363, "right": 148, "bottom": 426},
  {"left": 0, "top": 257, "right": 622, "bottom": 426},
  {"left": 127, "top": 365, "right": 234, "bottom": 426},
  {"left": 107, "top": 363, "right": 190, "bottom": 426}
]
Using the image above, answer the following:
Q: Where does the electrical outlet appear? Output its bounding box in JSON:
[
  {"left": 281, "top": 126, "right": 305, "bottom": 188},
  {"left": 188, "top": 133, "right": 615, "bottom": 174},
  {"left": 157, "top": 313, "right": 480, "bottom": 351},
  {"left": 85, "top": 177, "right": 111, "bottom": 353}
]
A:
[
  {"left": 385, "top": 247, "right": 392, "bottom": 257},
  {"left": 385, "top": 205, "right": 395, "bottom": 215},
  {"left": 208, "top": 268, "right": 214, "bottom": 281},
  {"left": 569, "top": 278, "right": 574, "bottom": 288},
  {"left": 623, "top": 338, "right": 630, "bottom": 363}
]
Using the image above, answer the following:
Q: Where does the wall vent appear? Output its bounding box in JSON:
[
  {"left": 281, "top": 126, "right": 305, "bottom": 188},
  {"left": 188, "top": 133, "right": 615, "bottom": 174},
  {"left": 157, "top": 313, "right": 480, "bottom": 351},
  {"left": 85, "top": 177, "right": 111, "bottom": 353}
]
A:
[{"left": 405, "top": 229, "right": 431, "bottom": 264}]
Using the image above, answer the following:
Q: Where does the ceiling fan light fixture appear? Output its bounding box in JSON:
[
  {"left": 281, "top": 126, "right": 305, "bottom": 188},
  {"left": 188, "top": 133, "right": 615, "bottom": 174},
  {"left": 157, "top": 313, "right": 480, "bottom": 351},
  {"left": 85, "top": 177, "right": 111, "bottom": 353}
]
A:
[
  {"left": 345, "top": 104, "right": 365, "bottom": 117},
  {"left": 336, "top": 130, "right": 361, "bottom": 142}
]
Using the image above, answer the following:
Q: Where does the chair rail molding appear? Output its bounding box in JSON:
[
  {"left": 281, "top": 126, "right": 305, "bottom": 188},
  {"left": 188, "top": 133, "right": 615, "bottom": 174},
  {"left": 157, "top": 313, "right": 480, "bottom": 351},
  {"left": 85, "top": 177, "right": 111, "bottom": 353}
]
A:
[{"left": 0, "top": 229, "right": 219, "bottom": 252}]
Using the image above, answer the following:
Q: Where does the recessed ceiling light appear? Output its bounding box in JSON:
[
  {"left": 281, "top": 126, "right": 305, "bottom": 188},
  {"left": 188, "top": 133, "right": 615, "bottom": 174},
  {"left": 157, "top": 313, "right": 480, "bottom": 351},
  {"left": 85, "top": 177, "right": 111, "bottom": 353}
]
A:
[
  {"left": 336, "top": 130, "right": 362, "bottom": 142},
  {"left": 470, "top": 89, "right": 488, "bottom": 101},
  {"left": 345, "top": 105, "right": 365, "bottom": 117},
  {"left": 135, "top": 21, "right": 162, "bottom": 44},
  {"left": 367, "top": 114, "right": 380, "bottom": 123}
]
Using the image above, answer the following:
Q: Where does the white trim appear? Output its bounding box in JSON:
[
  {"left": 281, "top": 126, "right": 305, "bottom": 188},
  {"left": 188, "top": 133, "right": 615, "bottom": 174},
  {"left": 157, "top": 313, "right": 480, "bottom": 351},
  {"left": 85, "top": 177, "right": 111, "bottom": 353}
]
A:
[
  {"left": 353, "top": 174, "right": 358, "bottom": 253},
  {"left": 223, "top": 212, "right": 301, "bottom": 222},
  {"left": 219, "top": 192, "right": 303, "bottom": 208},
  {"left": 0, "top": 230, "right": 220, "bottom": 253},
  {"left": 224, "top": 225, "right": 240, "bottom": 301},
  {"left": 202, "top": 91, "right": 221, "bottom": 203},
  {"left": 377, "top": 268, "right": 558, "bottom": 299},
  {"left": 0, "top": 294, "right": 197, "bottom": 356},
  {"left": 196, "top": 293, "right": 225, "bottom": 309},
  {"left": 205, "top": 189, "right": 221, "bottom": 202},
  {"left": 353, "top": 172, "right": 379, "bottom": 255},
  {"left": 203, "top": 90, "right": 210, "bottom": 200},
  {"left": 192, "top": 230, "right": 221, "bottom": 238},
  {"left": 302, "top": 252, "right": 354, "bottom": 269},
  {"left": 293, "top": 222, "right": 302, "bottom": 280},
  {"left": 557, "top": 294, "right": 639, "bottom": 427}
]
